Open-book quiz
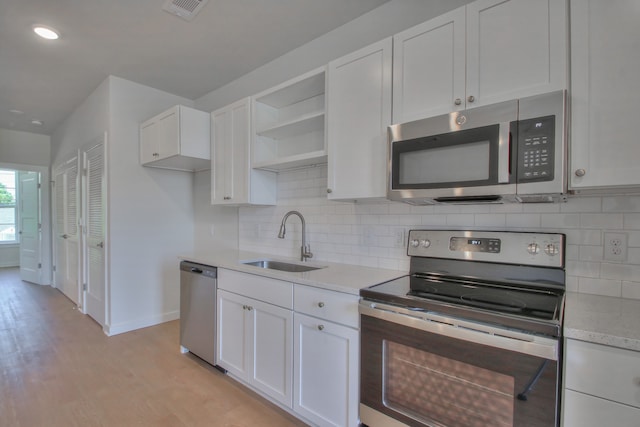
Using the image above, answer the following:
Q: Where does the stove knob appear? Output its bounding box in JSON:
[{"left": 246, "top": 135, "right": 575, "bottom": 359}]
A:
[
  {"left": 410, "top": 239, "right": 420, "bottom": 248},
  {"left": 545, "top": 243, "right": 559, "bottom": 256},
  {"left": 527, "top": 243, "right": 540, "bottom": 255},
  {"left": 420, "top": 239, "right": 431, "bottom": 248}
]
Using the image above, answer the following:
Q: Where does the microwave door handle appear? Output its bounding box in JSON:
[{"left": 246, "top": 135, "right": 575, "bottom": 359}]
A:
[{"left": 498, "top": 122, "right": 511, "bottom": 183}]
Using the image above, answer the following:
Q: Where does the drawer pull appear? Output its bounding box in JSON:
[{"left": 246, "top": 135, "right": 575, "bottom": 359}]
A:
[
  {"left": 317, "top": 302, "right": 325, "bottom": 308},
  {"left": 318, "top": 325, "right": 324, "bottom": 331}
]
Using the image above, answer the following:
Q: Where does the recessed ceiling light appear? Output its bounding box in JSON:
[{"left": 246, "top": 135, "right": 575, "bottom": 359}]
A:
[
  {"left": 33, "top": 25, "right": 60, "bottom": 40},
  {"left": 31, "top": 119, "right": 44, "bottom": 126}
]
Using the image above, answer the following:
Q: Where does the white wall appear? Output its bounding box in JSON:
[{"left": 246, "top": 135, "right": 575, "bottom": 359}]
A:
[
  {"left": 51, "top": 75, "right": 198, "bottom": 335},
  {"left": 106, "top": 76, "right": 196, "bottom": 334},
  {"left": 0, "top": 128, "right": 50, "bottom": 166}
]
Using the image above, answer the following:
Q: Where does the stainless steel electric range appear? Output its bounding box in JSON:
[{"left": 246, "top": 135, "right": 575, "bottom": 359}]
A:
[{"left": 359, "top": 230, "right": 566, "bottom": 427}]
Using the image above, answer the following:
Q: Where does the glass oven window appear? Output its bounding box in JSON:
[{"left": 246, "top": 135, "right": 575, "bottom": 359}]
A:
[{"left": 384, "top": 340, "right": 515, "bottom": 427}]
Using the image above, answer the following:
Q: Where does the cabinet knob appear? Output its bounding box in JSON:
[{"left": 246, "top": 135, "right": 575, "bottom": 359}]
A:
[
  {"left": 317, "top": 325, "right": 325, "bottom": 331},
  {"left": 223, "top": 196, "right": 231, "bottom": 200},
  {"left": 467, "top": 95, "right": 475, "bottom": 103},
  {"left": 575, "top": 169, "right": 586, "bottom": 177},
  {"left": 454, "top": 98, "right": 462, "bottom": 106},
  {"left": 317, "top": 302, "right": 325, "bottom": 308},
  {"left": 153, "top": 152, "right": 159, "bottom": 157},
  {"left": 327, "top": 188, "right": 332, "bottom": 194}
]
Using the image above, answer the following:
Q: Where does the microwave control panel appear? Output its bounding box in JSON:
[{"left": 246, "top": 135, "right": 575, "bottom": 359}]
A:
[{"left": 517, "top": 115, "right": 555, "bottom": 182}]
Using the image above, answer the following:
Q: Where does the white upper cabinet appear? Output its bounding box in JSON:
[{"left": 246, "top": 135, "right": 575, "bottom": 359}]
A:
[
  {"left": 393, "top": 0, "right": 567, "bottom": 123},
  {"left": 327, "top": 38, "right": 392, "bottom": 201},
  {"left": 252, "top": 67, "right": 327, "bottom": 171},
  {"left": 393, "top": 7, "right": 466, "bottom": 123},
  {"left": 569, "top": 0, "right": 640, "bottom": 191},
  {"left": 211, "top": 98, "right": 276, "bottom": 206},
  {"left": 139, "top": 105, "right": 210, "bottom": 171}
]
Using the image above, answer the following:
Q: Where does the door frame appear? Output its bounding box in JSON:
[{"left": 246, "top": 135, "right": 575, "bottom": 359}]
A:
[{"left": 0, "top": 161, "right": 51, "bottom": 285}]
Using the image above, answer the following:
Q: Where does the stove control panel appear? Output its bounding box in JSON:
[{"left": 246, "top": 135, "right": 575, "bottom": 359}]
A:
[{"left": 407, "top": 230, "right": 565, "bottom": 268}]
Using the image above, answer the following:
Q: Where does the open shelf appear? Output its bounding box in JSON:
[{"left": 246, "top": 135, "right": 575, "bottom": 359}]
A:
[{"left": 252, "top": 67, "right": 327, "bottom": 171}]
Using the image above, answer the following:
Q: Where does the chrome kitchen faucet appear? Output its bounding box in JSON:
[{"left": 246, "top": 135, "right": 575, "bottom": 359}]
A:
[{"left": 277, "top": 211, "right": 313, "bottom": 262}]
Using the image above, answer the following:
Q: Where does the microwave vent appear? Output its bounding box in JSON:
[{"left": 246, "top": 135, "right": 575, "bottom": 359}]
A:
[{"left": 162, "top": 0, "right": 208, "bottom": 21}]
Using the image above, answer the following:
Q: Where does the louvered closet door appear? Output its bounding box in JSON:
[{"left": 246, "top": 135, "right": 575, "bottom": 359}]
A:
[
  {"left": 53, "top": 157, "right": 80, "bottom": 304},
  {"left": 83, "top": 137, "right": 106, "bottom": 326}
]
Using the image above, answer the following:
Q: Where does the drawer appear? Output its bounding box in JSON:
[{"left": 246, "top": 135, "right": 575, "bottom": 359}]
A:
[
  {"left": 563, "top": 389, "right": 640, "bottom": 427},
  {"left": 564, "top": 339, "right": 640, "bottom": 409},
  {"left": 294, "top": 285, "right": 359, "bottom": 328},
  {"left": 218, "top": 269, "right": 293, "bottom": 309}
]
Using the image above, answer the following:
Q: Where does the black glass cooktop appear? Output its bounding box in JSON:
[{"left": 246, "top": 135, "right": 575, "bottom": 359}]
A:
[
  {"left": 408, "top": 274, "right": 562, "bottom": 321},
  {"left": 360, "top": 274, "right": 565, "bottom": 337}
]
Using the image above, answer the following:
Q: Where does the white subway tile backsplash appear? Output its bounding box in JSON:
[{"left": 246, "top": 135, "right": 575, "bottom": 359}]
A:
[
  {"left": 622, "top": 282, "right": 640, "bottom": 299},
  {"left": 578, "top": 278, "right": 622, "bottom": 297},
  {"left": 603, "top": 195, "right": 640, "bottom": 212},
  {"left": 580, "top": 213, "right": 624, "bottom": 229},
  {"left": 235, "top": 168, "right": 640, "bottom": 300}
]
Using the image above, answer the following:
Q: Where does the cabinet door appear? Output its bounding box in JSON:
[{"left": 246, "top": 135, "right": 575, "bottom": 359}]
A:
[
  {"left": 250, "top": 299, "right": 293, "bottom": 407},
  {"left": 294, "top": 313, "right": 359, "bottom": 427},
  {"left": 465, "top": 0, "right": 567, "bottom": 108},
  {"left": 393, "top": 7, "right": 466, "bottom": 123},
  {"left": 211, "top": 98, "right": 250, "bottom": 205},
  {"left": 327, "top": 38, "right": 392, "bottom": 200},
  {"left": 216, "top": 290, "right": 250, "bottom": 380},
  {"left": 140, "top": 120, "right": 159, "bottom": 164},
  {"left": 569, "top": 0, "right": 640, "bottom": 190},
  {"left": 156, "top": 107, "right": 180, "bottom": 160}
]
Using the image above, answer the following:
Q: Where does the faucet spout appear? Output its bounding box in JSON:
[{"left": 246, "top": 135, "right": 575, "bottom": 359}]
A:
[{"left": 277, "top": 210, "right": 313, "bottom": 262}]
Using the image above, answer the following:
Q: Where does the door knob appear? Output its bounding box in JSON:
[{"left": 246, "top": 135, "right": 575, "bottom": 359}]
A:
[{"left": 97, "top": 242, "right": 104, "bottom": 248}]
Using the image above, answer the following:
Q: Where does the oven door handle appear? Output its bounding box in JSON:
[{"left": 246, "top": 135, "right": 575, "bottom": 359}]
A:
[{"left": 359, "top": 301, "right": 558, "bottom": 361}]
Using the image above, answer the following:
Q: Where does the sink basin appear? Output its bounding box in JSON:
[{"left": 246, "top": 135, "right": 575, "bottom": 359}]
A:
[{"left": 242, "top": 259, "right": 324, "bottom": 273}]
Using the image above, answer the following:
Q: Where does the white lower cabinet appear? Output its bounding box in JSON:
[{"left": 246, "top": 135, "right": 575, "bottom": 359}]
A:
[
  {"left": 294, "top": 285, "right": 360, "bottom": 427},
  {"left": 216, "top": 270, "right": 294, "bottom": 407},
  {"left": 562, "top": 339, "right": 640, "bottom": 427},
  {"left": 294, "top": 313, "right": 359, "bottom": 427},
  {"left": 216, "top": 268, "right": 361, "bottom": 426}
]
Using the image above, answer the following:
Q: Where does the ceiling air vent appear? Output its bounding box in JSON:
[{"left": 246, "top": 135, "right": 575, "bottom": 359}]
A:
[{"left": 162, "top": 0, "right": 209, "bottom": 21}]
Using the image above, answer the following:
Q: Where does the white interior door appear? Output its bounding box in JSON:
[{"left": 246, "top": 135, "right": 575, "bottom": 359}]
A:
[
  {"left": 53, "top": 157, "right": 80, "bottom": 305},
  {"left": 19, "top": 171, "right": 41, "bottom": 284},
  {"left": 82, "top": 136, "right": 106, "bottom": 326}
]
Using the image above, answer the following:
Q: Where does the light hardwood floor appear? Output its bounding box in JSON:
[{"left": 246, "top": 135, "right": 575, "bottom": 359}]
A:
[{"left": 0, "top": 267, "right": 308, "bottom": 427}]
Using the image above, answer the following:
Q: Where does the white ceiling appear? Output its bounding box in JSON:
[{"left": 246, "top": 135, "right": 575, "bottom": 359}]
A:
[{"left": 0, "top": 0, "right": 389, "bottom": 135}]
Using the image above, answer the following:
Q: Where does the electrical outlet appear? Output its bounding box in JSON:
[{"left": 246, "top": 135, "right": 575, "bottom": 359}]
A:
[{"left": 603, "top": 232, "right": 627, "bottom": 262}]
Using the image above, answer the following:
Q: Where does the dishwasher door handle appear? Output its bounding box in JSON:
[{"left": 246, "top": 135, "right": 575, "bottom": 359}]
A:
[{"left": 190, "top": 267, "right": 203, "bottom": 274}]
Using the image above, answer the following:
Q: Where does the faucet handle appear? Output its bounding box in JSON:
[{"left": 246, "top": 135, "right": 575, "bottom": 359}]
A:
[{"left": 303, "top": 245, "right": 313, "bottom": 260}]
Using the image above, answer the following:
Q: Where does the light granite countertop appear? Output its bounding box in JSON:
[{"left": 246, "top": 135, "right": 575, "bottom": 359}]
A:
[
  {"left": 564, "top": 292, "right": 640, "bottom": 352},
  {"left": 180, "top": 250, "right": 407, "bottom": 296}
]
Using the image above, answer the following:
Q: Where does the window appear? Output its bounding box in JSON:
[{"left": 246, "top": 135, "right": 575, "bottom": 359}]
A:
[{"left": 0, "top": 170, "right": 17, "bottom": 243}]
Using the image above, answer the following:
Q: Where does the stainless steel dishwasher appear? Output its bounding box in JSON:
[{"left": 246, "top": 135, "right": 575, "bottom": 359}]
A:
[{"left": 179, "top": 261, "right": 217, "bottom": 365}]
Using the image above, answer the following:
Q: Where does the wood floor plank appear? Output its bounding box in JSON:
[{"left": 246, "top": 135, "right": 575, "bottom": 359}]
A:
[{"left": 0, "top": 267, "right": 308, "bottom": 427}]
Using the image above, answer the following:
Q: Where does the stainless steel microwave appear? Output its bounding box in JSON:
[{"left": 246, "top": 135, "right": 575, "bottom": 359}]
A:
[{"left": 387, "top": 90, "right": 567, "bottom": 204}]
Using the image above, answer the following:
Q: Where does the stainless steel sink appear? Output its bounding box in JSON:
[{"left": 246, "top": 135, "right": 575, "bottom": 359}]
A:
[{"left": 242, "top": 259, "right": 324, "bottom": 273}]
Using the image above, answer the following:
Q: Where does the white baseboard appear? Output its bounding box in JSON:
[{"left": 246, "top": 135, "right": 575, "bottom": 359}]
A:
[{"left": 104, "top": 310, "right": 179, "bottom": 336}]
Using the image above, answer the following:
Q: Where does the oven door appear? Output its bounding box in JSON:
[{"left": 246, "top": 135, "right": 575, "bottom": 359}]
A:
[
  {"left": 387, "top": 99, "right": 518, "bottom": 203},
  {"left": 359, "top": 301, "right": 560, "bottom": 427}
]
